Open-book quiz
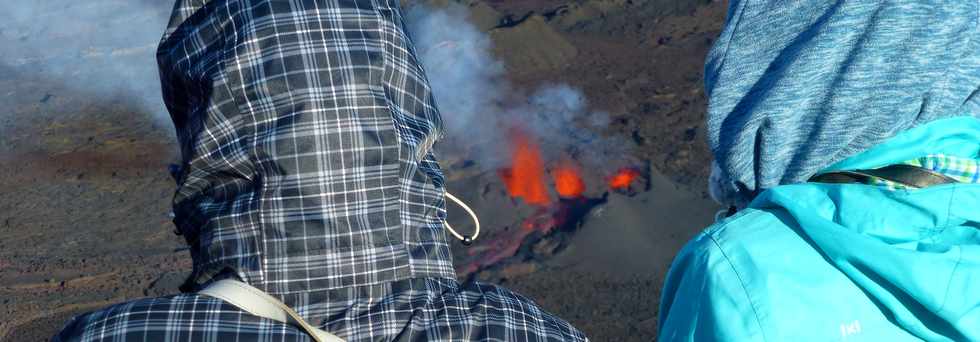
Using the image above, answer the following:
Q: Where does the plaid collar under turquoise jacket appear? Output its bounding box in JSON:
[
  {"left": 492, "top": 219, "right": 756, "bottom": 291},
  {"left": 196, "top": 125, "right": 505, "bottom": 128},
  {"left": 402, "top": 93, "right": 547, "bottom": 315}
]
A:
[{"left": 869, "top": 154, "right": 980, "bottom": 189}]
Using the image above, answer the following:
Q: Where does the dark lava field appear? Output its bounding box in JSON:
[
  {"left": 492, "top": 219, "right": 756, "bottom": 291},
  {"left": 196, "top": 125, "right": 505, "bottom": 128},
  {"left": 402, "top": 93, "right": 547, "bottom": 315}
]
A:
[{"left": 0, "top": 0, "right": 724, "bottom": 340}]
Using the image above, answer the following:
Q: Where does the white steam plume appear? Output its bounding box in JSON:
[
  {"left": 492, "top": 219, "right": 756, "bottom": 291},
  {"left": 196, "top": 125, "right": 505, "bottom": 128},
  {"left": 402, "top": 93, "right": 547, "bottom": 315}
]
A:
[
  {"left": 406, "top": 3, "right": 616, "bottom": 170},
  {"left": 0, "top": 0, "right": 172, "bottom": 126}
]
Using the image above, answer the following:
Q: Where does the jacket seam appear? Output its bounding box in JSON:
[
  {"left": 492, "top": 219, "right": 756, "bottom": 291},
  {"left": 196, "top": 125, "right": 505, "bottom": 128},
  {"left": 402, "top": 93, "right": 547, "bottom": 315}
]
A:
[
  {"left": 708, "top": 234, "right": 769, "bottom": 341},
  {"left": 937, "top": 247, "right": 963, "bottom": 315},
  {"left": 713, "top": 0, "right": 750, "bottom": 85},
  {"left": 220, "top": 0, "right": 266, "bottom": 287},
  {"left": 943, "top": 185, "right": 956, "bottom": 228},
  {"left": 370, "top": 1, "right": 416, "bottom": 271},
  {"left": 937, "top": 185, "right": 962, "bottom": 314}
]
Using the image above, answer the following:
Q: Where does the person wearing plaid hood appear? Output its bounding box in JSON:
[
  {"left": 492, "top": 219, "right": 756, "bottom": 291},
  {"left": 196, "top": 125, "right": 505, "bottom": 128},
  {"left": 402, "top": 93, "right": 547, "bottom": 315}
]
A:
[
  {"left": 53, "top": 0, "right": 586, "bottom": 341},
  {"left": 659, "top": 1, "right": 980, "bottom": 341}
]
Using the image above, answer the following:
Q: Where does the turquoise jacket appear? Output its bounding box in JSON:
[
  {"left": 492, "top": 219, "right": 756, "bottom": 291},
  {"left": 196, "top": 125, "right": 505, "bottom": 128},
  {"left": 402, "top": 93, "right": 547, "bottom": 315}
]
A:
[{"left": 658, "top": 116, "right": 980, "bottom": 341}]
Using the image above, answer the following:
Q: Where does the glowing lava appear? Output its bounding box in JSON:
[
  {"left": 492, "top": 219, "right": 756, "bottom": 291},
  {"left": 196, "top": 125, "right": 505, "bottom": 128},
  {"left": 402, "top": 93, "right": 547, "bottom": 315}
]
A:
[
  {"left": 499, "top": 129, "right": 551, "bottom": 206},
  {"left": 462, "top": 130, "right": 613, "bottom": 276},
  {"left": 608, "top": 168, "right": 640, "bottom": 190},
  {"left": 552, "top": 163, "right": 585, "bottom": 198}
]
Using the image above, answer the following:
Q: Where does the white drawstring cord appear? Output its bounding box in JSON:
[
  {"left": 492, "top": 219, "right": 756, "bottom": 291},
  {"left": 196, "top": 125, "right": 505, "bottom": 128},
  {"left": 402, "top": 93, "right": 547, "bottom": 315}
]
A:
[
  {"left": 714, "top": 209, "right": 729, "bottom": 223},
  {"left": 444, "top": 192, "right": 480, "bottom": 245},
  {"left": 714, "top": 205, "right": 739, "bottom": 223}
]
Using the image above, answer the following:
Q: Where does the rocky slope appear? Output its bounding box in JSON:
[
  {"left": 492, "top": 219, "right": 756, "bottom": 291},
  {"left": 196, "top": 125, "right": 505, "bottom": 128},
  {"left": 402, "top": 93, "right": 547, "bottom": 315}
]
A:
[{"left": 0, "top": 1, "right": 726, "bottom": 341}]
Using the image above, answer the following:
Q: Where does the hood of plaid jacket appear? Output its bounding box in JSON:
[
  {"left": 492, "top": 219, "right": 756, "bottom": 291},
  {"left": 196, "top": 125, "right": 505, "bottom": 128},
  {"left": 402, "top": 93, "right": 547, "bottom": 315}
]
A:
[
  {"left": 157, "top": 0, "right": 456, "bottom": 294},
  {"left": 704, "top": 0, "right": 980, "bottom": 208}
]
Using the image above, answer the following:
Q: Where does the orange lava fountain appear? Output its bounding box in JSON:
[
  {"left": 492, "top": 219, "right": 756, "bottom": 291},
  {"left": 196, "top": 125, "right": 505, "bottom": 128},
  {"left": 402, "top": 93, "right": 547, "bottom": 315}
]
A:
[
  {"left": 499, "top": 128, "right": 551, "bottom": 206},
  {"left": 552, "top": 163, "right": 585, "bottom": 198},
  {"left": 608, "top": 168, "right": 641, "bottom": 190},
  {"left": 463, "top": 130, "right": 613, "bottom": 276}
]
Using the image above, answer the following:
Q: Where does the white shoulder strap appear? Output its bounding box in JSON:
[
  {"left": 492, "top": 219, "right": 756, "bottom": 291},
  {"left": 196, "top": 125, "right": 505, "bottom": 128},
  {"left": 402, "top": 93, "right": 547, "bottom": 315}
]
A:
[{"left": 199, "top": 280, "right": 345, "bottom": 342}]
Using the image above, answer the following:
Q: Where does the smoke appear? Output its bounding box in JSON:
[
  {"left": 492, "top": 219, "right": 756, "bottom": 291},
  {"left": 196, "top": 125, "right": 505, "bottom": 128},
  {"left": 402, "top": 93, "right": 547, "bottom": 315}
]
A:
[
  {"left": 407, "top": 4, "right": 504, "bottom": 135},
  {"left": 1, "top": 1, "right": 613, "bottom": 153},
  {"left": 406, "top": 3, "right": 620, "bottom": 170},
  {"left": 0, "top": 0, "right": 172, "bottom": 126}
]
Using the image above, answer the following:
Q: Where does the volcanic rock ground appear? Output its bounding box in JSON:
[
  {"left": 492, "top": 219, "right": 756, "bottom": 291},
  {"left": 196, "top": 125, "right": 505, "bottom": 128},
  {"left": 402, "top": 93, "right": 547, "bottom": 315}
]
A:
[{"left": 0, "top": 1, "right": 725, "bottom": 341}]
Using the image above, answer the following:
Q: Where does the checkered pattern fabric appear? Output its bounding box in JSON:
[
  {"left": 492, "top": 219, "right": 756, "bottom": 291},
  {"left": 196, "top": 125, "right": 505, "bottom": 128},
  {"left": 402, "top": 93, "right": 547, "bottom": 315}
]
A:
[
  {"left": 54, "top": 278, "right": 586, "bottom": 341},
  {"left": 869, "top": 154, "right": 980, "bottom": 189},
  {"left": 53, "top": 0, "right": 586, "bottom": 341},
  {"left": 159, "top": 0, "right": 453, "bottom": 294}
]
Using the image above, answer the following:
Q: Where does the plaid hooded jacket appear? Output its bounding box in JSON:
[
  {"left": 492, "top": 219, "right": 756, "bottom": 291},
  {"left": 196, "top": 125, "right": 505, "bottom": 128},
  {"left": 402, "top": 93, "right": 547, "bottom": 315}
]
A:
[{"left": 54, "top": 0, "right": 586, "bottom": 340}]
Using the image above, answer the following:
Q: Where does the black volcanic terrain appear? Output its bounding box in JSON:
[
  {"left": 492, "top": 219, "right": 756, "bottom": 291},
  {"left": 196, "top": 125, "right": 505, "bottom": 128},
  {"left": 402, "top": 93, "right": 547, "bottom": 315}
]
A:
[{"left": 0, "top": 1, "right": 724, "bottom": 340}]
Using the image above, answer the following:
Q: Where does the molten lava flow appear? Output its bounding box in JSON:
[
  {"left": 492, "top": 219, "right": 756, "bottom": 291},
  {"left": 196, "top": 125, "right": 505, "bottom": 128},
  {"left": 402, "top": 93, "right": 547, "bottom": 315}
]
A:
[
  {"left": 552, "top": 163, "right": 585, "bottom": 198},
  {"left": 460, "top": 208, "right": 557, "bottom": 276},
  {"left": 609, "top": 168, "right": 641, "bottom": 190},
  {"left": 499, "top": 129, "right": 551, "bottom": 206}
]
